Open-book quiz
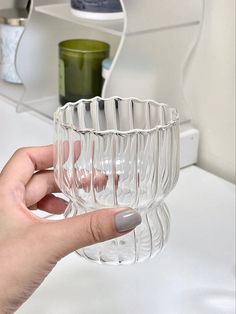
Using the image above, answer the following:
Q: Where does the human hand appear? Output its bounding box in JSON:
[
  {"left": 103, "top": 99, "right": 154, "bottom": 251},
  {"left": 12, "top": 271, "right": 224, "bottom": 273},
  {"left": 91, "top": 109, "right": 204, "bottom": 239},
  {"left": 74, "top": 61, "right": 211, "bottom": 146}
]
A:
[{"left": 0, "top": 145, "right": 141, "bottom": 313}]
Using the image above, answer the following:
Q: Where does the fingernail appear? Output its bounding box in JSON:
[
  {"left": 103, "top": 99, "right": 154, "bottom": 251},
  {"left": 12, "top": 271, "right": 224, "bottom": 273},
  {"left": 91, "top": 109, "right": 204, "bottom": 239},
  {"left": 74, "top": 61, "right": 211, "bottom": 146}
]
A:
[{"left": 115, "top": 209, "right": 142, "bottom": 233}]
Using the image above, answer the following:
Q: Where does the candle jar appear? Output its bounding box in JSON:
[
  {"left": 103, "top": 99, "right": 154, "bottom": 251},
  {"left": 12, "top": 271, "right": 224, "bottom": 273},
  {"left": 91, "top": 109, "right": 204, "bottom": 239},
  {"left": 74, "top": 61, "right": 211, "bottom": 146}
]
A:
[
  {"left": 0, "top": 8, "right": 27, "bottom": 84},
  {"left": 59, "top": 39, "right": 109, "bottom": 106},
  {"left": 54, "top": 97, "right": 179, "bottom": 265}
]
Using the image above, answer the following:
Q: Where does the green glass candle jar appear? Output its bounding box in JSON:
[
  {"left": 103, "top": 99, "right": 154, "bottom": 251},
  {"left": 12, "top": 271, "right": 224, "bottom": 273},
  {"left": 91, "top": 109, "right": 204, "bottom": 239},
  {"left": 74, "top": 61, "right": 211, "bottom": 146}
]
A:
[{"left": 59, "top": 39, "right": 110, "bottom": 106}]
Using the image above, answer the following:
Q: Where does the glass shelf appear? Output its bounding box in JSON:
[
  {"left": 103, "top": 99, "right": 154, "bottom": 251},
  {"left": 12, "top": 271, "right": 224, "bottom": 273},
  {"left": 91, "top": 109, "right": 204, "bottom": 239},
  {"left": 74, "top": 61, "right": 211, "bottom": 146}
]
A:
[
  {"left": 18, "top": 96, "right": 59, "bottom": 120},
  {"left": 0, "top": 79, "right": 24, "bottom": 105},
  {"left": 0, "top": 80, "right": 58, "bottom": 120},
  {"left": 35, "top": 3, "right": 124, "bottom": 36}
]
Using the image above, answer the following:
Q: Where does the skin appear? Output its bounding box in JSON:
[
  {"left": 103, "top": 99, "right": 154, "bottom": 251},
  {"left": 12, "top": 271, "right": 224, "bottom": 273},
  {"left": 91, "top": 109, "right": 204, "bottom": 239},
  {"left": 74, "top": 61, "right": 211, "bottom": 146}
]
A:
[{"left": 0, "top": 145, "right": 132, "bottom": 313}]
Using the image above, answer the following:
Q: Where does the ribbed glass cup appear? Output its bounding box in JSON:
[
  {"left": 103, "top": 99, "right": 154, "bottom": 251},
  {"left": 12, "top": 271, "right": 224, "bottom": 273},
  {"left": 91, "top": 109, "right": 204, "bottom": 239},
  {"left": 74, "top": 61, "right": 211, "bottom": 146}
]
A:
[{"left": 54, "top": 97, "right": 179, "bottom": 265}]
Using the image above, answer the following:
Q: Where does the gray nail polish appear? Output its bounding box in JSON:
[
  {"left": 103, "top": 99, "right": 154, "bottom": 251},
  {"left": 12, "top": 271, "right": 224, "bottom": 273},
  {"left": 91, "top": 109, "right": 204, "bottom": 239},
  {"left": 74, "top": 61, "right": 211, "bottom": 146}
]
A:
[{"left": 115, "top": 209, "right": 142, "bottom": 232}]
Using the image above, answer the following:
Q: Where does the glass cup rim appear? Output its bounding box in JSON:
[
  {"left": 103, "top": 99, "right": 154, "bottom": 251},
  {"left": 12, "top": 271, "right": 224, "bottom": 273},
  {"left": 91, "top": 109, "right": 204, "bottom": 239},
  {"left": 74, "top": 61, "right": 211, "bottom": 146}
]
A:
[{"left": 54, "top": 96, "right": 179, "bottom": 135}]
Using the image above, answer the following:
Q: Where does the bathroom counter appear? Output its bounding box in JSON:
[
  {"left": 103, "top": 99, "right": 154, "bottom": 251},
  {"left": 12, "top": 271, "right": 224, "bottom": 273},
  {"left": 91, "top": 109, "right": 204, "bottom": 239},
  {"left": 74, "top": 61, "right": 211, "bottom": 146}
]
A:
[{"left": 0, "top": 98, "right": 235, "bottom": 314}]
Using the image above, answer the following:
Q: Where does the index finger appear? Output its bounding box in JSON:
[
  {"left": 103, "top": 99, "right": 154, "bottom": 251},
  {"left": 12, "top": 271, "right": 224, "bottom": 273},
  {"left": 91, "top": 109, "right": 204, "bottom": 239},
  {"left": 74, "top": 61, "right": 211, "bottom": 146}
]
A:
[{"left": 0, "top": 145, "right": 53, "bottom": 186}]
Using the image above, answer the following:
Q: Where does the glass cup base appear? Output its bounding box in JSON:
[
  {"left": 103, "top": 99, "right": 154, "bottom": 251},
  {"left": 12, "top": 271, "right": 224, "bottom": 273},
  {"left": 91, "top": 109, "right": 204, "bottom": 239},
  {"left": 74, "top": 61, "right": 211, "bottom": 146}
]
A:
[{"left": 64, "top": 201, "right": 170, "bottom": 265}]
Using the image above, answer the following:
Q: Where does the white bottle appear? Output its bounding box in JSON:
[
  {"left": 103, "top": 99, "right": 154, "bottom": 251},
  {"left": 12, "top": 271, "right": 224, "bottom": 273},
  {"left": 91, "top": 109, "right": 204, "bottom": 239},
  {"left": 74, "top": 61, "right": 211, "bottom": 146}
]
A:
[{"left": 0, "top": 8, "right": 27, "bottom": 84}]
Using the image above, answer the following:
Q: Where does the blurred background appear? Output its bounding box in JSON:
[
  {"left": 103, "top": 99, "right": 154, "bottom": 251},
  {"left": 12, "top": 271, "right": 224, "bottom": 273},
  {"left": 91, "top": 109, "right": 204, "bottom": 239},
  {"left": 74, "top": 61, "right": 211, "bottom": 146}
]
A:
[{"left": 0, "top": 0, "right": 235, "bottom": 183}]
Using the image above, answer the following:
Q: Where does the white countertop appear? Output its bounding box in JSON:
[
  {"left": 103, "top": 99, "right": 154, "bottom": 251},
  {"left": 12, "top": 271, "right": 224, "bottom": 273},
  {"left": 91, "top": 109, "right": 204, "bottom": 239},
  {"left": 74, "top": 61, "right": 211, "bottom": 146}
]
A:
[{"left": 0, "top": 99, "right": 235, "bottom": 314}]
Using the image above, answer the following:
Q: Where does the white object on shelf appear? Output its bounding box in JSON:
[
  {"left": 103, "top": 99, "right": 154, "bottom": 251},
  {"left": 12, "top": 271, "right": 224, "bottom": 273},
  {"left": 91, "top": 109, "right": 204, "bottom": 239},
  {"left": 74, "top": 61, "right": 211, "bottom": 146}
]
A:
[
  {"left": 0, "top": 8, "right": 28, "bottom": 84},
  {"left": 0, "top": 24, "right": 24, "bottom": 83},
  {"left": 102, "top": 57, "right": 112, "bottom": 80}
]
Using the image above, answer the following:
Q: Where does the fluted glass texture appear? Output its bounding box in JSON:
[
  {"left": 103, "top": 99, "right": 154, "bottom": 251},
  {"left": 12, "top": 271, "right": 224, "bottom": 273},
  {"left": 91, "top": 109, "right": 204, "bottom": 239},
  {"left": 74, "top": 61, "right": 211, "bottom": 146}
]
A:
[{"left": 54, "top": 97, "right": 179, "bottom": 265}]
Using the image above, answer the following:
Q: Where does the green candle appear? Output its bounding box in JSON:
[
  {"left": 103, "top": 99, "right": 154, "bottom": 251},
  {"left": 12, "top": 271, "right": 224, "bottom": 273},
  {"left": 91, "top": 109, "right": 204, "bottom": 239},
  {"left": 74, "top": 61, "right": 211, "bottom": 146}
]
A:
[{"left": 59, "top": 39, "right": 110, "bottom": 106}]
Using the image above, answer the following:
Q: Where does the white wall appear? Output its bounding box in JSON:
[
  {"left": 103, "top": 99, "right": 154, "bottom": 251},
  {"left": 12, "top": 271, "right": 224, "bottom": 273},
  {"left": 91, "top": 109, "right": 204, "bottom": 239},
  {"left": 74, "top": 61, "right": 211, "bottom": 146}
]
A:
[{"left": 185, "top": 0, "right": 235, "bottom": 183}]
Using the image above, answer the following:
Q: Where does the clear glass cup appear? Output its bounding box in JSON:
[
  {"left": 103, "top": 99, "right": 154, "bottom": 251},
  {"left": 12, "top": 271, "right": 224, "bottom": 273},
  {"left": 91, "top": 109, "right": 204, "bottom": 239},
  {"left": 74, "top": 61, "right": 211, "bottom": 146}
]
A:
[{"left": 53, "top": 96, "right": 179, "bottom": 265}]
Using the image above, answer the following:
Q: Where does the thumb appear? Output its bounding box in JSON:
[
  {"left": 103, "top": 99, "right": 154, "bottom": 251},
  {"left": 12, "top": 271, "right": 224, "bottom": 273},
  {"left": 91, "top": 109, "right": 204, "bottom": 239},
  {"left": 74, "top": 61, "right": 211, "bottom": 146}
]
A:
[{"left": 41, "top": 207, "right": 142, "bottom": 259}]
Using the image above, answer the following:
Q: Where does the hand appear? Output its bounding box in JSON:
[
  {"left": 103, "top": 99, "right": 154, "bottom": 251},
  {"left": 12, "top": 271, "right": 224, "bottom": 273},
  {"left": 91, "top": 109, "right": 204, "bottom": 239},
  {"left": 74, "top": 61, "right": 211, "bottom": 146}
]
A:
[{"left": 0, "top": 145, "right": 141, "bottom": 313}]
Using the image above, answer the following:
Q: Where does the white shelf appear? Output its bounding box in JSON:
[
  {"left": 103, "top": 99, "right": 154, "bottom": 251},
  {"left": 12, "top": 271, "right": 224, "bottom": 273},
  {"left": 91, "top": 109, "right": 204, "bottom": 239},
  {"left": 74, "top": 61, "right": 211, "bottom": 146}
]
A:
[{"left": 35, "top": 3, "right": 124, "bottom": 36}]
